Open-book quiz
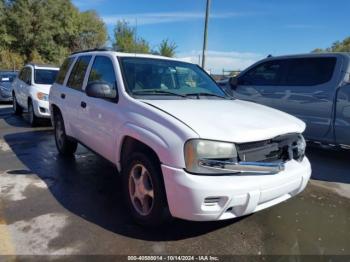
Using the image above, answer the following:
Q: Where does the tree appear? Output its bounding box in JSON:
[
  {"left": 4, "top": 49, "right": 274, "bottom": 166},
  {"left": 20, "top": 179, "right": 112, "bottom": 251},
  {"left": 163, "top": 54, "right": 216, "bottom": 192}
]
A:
[
  {"left": 4, "top": 0, "right": 108, "bottom": 64},
  {"left": 312, "top": 37, "right": 350, "bottom": 53},
  {"left": 0, "top": 50, "right": 24, "bottom": 70},
  {"left": 71, "top": 10, "right": 107, "bottom": 52},
  {"left": 158, "top": 39, "right": 177, "bottom": 57},
  {"left": 0, "top": 0, "right": 14, "bottom": 51},
  {"left": 112, "top": 21, "right": 150, "bottom": 53}
]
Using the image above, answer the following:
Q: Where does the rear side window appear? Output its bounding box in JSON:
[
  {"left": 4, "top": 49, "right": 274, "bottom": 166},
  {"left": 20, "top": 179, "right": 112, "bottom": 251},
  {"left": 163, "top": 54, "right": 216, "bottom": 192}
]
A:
[
  {"left": 88, "top": 56, "right": 116, "bottom": 89},
  {"left": 283, "top": 58, "right": 336, "bottom": 86},
  {"left": 18, "top": 69, "right": 26, "bottom": 81},
  {"left": 67, "top": 56, "right": 92, "bottom": 90},
  {"left": 239, "top": 60, "right": 284, "bottom": 86},
  {"left": 23, "top": 68, "right": 32, "bottom": 84},
  {"left": 56, "top": 58, "right": 73, "bottom": 85}
]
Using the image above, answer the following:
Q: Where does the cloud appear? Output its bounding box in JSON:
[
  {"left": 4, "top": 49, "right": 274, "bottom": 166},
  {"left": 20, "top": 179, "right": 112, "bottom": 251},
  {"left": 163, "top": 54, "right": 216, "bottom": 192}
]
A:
[
  {"left": 102, "top": 11, "right": 253, "bottom": 26},
  {"left": 177, "top": 50, "right": 264, "bottom": 74}
]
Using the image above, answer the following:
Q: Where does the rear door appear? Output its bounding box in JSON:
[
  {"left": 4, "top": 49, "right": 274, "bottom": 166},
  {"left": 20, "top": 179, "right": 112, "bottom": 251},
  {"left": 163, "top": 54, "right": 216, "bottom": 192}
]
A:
[
  {"left": 64, "top": 55, "right": 92, "bottom": 138},
  {"left": 233, "top": 59, "right": 286, "bottom": 107},
  {"left": 273, "top": 57, "right": 339, "bottom": 140}
]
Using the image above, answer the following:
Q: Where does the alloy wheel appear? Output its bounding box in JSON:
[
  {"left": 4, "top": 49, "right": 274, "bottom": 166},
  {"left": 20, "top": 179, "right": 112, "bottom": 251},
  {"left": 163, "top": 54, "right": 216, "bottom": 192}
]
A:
[{"left": 128, "top": 163, "right": 155, "bottom": 216}]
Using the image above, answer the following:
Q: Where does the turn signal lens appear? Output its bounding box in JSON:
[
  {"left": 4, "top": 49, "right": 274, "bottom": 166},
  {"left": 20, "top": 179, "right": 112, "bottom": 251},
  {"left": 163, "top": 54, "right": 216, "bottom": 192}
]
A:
[{"left": 37, "top": 92, "right": 49, "bottom": 101}]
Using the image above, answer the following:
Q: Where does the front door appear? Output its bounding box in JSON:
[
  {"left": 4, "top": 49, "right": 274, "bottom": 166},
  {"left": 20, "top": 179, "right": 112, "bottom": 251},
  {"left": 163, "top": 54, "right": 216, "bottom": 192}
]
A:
[
  {"left": 79, "top": 55, "right": 120, "bottom": 162},
  {"left": 233, "top": 59, "right": 286, "bottom": 108}
]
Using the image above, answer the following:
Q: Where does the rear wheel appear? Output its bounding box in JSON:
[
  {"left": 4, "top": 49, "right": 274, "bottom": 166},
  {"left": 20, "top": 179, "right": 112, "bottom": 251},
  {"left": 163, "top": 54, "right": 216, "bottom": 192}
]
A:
[
  {"left": 13, "top": 94, "right": 22, "bottom": 115},
  {"left": 28, "top": 100, "right": 39, "bottom": 127},
  {"left": 122, "top": 152, "right": 170, "bottom": 226},
  {"left": 54, "top": 111, "right": 77, "bottom": 156}
]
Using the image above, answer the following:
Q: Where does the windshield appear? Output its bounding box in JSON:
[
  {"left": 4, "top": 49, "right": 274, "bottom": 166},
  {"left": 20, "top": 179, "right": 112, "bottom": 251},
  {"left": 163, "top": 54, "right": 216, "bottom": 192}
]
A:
[
  {"left": 0, "top": 73, "right": 17, "bottom": 83},
  {"left": 34, "top": 69, "right": 58, "bottom": 85},
  {"left": 119, "top": 57, "right": 227, "bottom": 99}
]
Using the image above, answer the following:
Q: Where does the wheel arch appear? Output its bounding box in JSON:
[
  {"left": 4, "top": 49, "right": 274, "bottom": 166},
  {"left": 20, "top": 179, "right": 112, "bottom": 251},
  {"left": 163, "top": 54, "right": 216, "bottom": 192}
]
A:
[{"left": 119, "top": 136, "right": 161, "bottom": 173}]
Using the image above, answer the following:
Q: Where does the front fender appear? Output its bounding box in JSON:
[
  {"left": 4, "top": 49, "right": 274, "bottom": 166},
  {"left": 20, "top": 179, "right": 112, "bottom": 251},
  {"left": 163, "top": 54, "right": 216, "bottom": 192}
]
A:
[{"left": 116, "top": 121, "right": 193, "bottom": 171}]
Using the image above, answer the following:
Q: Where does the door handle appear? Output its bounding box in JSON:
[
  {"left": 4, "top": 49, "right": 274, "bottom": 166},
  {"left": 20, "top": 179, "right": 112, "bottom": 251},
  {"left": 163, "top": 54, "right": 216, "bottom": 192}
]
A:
[
  {"left": 61, "top": 93, "right": 66, "bottom": 99},
  {"left": 81, "top": 101, "right": 87, "bottom": 108}
]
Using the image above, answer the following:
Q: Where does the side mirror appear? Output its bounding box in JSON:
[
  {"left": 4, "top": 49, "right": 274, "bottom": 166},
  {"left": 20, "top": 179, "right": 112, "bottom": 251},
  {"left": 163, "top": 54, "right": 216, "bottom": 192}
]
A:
[
  {"left": 229, "top": 77, "right": 238, "bottom": 89},
  {"left": 85, "top": 81, "right": 117, "bottom": 100}
]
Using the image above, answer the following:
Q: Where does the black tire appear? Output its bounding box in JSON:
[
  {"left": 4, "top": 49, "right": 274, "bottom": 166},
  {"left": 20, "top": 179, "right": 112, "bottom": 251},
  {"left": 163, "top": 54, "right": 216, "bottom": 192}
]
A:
[
  {"left": 28, "top": 100, "right": 39, "bottom": 127},
  {"left": 122, "top": 152, "right": 170, "bottom": 226},
  {"left": 54, "top": 111, "right": 77, "bottom": 156},
  {"left": 13, "top": 94, "right": 22, "bottom": 115}
]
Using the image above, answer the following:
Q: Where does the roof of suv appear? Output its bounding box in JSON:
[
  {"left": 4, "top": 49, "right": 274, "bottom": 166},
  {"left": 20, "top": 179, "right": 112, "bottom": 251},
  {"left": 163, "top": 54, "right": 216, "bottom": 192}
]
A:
[
  {"left": 70, "top": 49, "right": 186, "bottom": 63},
  {"left": 26, "top": 63, "right": 59, "bottom": 70},
  {"left": 265, "top": 52, "right": 350, "bottom": 61}
]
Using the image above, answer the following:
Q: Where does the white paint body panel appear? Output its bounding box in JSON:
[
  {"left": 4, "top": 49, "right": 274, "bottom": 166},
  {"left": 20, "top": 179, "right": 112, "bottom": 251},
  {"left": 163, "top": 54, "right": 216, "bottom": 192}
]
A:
[
  {"left": 49, "top": 51, "right": 312, "bottom": 221},
  {"left": 144, "top": 99, "right": 305, "bottom": 143}
]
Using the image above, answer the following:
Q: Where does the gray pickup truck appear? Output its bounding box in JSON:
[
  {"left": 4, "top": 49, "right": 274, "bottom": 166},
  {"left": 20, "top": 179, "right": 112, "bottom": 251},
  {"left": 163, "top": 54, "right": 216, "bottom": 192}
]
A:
[{"left": 220, "top": 53, "right": 350, "bottom": 148}]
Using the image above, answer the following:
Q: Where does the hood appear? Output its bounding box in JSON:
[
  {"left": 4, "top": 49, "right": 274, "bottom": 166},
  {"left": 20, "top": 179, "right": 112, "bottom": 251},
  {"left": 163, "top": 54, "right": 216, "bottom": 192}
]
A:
[
  {"left": 143, "top": 99, "right": 306, "bottom": 143},
  {"left": 34, "top": 84, "right": 52, "bottom": 94}
]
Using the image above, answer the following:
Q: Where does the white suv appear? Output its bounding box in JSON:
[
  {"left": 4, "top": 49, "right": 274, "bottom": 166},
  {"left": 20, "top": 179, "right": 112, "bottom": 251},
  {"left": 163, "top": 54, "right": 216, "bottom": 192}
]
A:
[
  {"left": 12, "top": 64, "right": 59, "bottom": 126},
  {"left": 49, "top": 50, "right": 311, "bottom": 226}
]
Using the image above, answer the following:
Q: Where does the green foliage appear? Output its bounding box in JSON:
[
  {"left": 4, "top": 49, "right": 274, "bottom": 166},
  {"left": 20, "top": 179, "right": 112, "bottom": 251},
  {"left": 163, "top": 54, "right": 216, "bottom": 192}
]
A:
[
  {"left": 112, "top": 20, "right": 150, "bottom": 53},
  {"left": 158, "top": 39, "right": 177, "bottom": 57},
  {"left": 0, "top": 0, "right": 108, "bottom": 69},
  {"left": 0, "top": 49, "right": 24, "bottom": 70},
  {"left": 71, "top": 10, "right": 107, "bottom": 52},
  {"left": 313, "top": 37, "right": 350, "bottom": 53}
]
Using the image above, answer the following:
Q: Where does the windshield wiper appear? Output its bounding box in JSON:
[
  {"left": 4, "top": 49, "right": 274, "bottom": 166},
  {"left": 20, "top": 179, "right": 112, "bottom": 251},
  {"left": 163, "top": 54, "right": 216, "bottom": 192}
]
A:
[
  {"left": 132, "top": 90, "right": 187, "bottom": 98},
  {"left": 184, "top": 92, "right": 228, "bottom": 99}
]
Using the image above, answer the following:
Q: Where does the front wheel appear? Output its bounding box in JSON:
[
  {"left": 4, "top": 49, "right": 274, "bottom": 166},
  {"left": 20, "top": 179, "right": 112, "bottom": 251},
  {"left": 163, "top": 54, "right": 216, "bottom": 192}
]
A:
[
  {"left": 54, "top": 111, "right": 77, "bottom": 156},
  {"left": 13, "top": 94, "right": 22, "bottom": 115},
  {"left": 122, "top": 152, "right": 170, "bottom": 226},
  {"left": 28, "top": 101, "right": 39, "bottom": 127}
]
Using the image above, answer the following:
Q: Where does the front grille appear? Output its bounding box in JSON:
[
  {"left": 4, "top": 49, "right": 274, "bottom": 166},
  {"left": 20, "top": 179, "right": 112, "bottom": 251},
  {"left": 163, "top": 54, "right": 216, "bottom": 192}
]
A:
[{"left": 236, "top": 133, "right": 301, "bottom": 163}]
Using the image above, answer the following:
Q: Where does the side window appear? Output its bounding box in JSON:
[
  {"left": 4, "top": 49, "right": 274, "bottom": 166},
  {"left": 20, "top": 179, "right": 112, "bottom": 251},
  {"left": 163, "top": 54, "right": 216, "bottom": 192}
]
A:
[
  {"left": 239, "top": 60, "right": 284, "bottom": 86},
  {"left": 67, "top": 56, "right": 92, "bottom": 90},
  {"left": 283, "top": 58, "right": 336, "bottom": 86},
  {"left": 23, "top": 68, "right": 32, "bottom": 85},
  {"left": 18, "top": 69, "right": 26, "bottom": 81},
  {"left": 56, "top": 57, "right": 74, "bottom": 85},
  {"left": 87, "top": 56, "right": 116, "bottom": 89}
]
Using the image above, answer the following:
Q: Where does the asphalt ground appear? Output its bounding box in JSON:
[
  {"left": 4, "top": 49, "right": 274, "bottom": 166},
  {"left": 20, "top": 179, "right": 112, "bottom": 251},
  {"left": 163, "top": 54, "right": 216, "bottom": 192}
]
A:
[{"left": 0, "top": 103, "right": 350, "bottom": 258}]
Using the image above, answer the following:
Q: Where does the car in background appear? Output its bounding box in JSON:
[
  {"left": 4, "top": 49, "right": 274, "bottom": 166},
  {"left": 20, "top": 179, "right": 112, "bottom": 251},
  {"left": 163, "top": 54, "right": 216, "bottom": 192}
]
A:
[
  {"left": 12, "top": 63, "right": 59, "bottom": 126},
  {"left": 0, "top": 71, "right": 18, "bottom": 102},
  {"left": 223, "top": 53, "right": 350, "bottom": 148}
]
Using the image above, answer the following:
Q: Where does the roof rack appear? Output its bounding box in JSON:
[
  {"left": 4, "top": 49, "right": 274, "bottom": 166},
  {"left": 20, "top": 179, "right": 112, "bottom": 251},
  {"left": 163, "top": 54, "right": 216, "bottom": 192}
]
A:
[
  {"left": 27, "top": 63, "right": 58, "bottom": 68},
  {"left": 71, "top": 48, "right": 113, "bottom": 55}
]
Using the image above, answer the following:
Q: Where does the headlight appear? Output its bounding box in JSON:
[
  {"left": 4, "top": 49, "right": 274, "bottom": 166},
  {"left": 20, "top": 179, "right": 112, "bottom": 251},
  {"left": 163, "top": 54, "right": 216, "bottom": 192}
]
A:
[
  {"left": 37, "top": 92, "right": 49, "bottom": 101},
  {"left": 184, "top": 139, "right": 238, "bottom": 174},
  {"left": 293, "top": 135, "right": 306, "bottom": 162}
]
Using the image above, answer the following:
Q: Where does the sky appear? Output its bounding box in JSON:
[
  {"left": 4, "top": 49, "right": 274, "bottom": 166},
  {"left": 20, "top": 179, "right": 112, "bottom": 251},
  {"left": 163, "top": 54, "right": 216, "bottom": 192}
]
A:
[{"left": 72, "top": 0, "right": 349, "bottom": 73}]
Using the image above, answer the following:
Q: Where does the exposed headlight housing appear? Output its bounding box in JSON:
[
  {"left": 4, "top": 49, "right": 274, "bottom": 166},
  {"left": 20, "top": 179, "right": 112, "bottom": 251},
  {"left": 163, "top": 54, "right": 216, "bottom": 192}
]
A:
[
  {"left": 184, "top": 139, "right": 238, "bottom": 174},
  {"left": 37, "top": 92, "right": 49, "bottom": 101},
  {"left": 292, "top": 135, "right": 306, "bottom": 162}
]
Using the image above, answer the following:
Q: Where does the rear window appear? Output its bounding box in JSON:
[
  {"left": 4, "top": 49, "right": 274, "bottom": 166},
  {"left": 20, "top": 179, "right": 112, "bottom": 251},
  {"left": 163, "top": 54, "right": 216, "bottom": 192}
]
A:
[
  {"left": 34, "top": 69, "right": 58, "bottom": 85},
  {"left": 283, "top": 57, "right": 336, "bottom": 86},
  {"left": 56, "top": 58, "right": 74, "bottom": 85}
]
